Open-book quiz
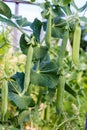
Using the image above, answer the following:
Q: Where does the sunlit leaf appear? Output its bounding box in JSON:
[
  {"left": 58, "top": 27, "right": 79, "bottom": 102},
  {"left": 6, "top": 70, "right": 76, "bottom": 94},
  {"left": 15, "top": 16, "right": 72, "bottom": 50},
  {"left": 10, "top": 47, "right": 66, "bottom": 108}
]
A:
[
  {"left": 0, "top": 15, "right": 18, "bottom": 28},
  {"left": 0, "top": 1, "right": 12, "bottom": 18}
]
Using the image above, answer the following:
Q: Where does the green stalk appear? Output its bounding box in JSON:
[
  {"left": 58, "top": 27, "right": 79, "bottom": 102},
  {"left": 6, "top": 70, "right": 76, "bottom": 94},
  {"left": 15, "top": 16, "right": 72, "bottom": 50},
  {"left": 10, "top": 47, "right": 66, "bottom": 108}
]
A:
[{"left": 22, "top": 44, "right": 33, "bottom": 95}]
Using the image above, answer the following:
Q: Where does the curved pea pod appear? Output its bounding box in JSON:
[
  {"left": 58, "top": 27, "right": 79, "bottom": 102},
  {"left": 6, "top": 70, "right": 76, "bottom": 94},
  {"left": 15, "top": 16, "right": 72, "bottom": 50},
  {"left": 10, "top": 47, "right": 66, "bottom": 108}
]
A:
[
  {"left": 72, "top": 24, "right": 81, "bottom": 66},
  {"left": 1, "top": 79, "right": 8, "bottom": 121},
  {"left": 56, "top": 76, "right": 65, "bottom": 115},
  {"left": 45, "top": 10, "right": 52, "bottom": 49},
  {"left": 22, "top": 44, "right": 33, "bottom": 95}
]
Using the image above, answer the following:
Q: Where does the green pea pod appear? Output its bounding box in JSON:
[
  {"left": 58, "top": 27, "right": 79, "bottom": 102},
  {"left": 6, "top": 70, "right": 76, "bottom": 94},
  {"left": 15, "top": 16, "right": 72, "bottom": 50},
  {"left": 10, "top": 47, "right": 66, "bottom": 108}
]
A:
[
  {"left": 56, "top": 76, "right": 65, "bottom": 115},
  {"left": 41, "top": 107, "right": 45, "bottom": 120},
  {"left": 22, "top": 44, "right": 33, "bottom": 95},
  {"left": 1, "top": 79, "right": 8, "bottom": 121},
  {"left": 72, "top": 24, "right": 81, "bottom": 66},
  {"left": 45, "top": 10, "right": 52, "bottom": 49},
  {"left": 46, "top": 104, "right": 50, "bottom": 121},
  {"left": 58, "top": 31, "right": 69, "bottom": 66}
]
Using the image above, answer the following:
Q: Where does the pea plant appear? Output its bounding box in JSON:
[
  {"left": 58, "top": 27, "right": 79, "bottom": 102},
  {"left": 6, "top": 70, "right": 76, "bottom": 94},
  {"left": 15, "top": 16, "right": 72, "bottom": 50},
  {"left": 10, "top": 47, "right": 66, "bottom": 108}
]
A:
[{"left": 0, "top": 0, "right": 87, "bottom": 129}]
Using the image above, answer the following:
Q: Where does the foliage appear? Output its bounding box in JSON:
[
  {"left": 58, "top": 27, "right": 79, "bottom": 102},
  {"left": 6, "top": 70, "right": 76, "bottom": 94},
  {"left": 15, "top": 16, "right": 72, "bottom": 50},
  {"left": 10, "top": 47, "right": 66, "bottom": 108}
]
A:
[{"left": 0, "top": 0, "right": 87, "bottom": 130}]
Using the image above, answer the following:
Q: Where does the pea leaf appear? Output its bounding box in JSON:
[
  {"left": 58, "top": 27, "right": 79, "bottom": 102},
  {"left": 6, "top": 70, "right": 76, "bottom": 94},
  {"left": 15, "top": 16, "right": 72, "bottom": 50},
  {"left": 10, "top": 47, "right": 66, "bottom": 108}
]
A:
[
  {"left": 33, "top": 46, "right": 48, "bottom": 61},
  {"left": 8, "top": 92, "right": 35, "bottom": 109},
  {"left": 59, "top": 0, "right": 72, "bottom": 6},
  {"left": 18, "top": 110, "right": 30, "bottom": 125},
  {"left": 16, "top": 17, "right": 31, "bottom": 27},
  {"left": 31, "top": 70, "right": 59, "bottom": 89},
  {"left": 20, "top": 34, "right": 48, "bottom": 60},
  {"left": 79, "top": 16, "right": 87, "bottom": 23},
  {"left": 0, "top": 1, "right": 12, "bottom": 18},
  {"left": 78, "top": 2, "right": 87, "bottom": 12},
  {"left": 0, "top": 15, "right": 18, "bottom": 28},
  {"left": 8, "top": 72, "right": 35, "bottom": 109},
  {"left": 31, "top": 60, "right": 58, "bottom": 89},
  {"left": 0, "top": 32, "right": 10, "bottom": 61},
  {"left": 52, "top": 26, "right": 65, "bottom": 38},
  {"left": 8, "top": 72, "right": 25, "bottom": 93},
  {"left": 52, "top": 6, "right": 65, "bottom": 17},
  {"left": 30, "top": 18, "right": 42, "bottom": 42},
  {"left": 53, "top": 17, "right": 67, "bottom": 28},
  {"left": 40, "top": 60, "right": 58, "bottom": 74},
  {"left": 52, "top": 0, "right": 71, "bottom": 6},
  {"left": 20, "top": 34, "right": 29, "bottom": 55}
]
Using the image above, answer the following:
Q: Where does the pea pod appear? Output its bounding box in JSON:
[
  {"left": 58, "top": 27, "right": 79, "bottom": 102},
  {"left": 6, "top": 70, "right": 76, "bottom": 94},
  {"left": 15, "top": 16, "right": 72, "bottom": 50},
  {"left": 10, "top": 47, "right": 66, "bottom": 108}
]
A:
[
  {"left": 22, "top": 44, "right": 33, "bottom": 95},
  {"left": 45, "top": 9, "right": 52, "bottom": 49},
  {"left": 41, "top": 107, "right": 45, "bottom": 120},
  {"left": 1, "top": 79, "right": 8, "bottom": 121},
  {"left": 56, "top": 76, "right": 65, "bottom": 115},
  {"left": 72, "top": 24, "right": 81, "bottom": 66},
  {"left": 58, "top": 31, "right": 69, "bottom": 66},
  {"left": 45, "top": 104, "right": 50, "bottom": 121}
]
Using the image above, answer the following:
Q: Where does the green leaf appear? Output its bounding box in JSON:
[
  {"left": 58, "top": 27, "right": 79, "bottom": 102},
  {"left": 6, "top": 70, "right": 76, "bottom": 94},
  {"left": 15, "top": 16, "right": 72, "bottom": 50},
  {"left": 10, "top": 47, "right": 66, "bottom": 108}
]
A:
[
  {"left": 79, "top": 16, "right": 87, "bottom": 23},
  {"left": 16, "top": 17, "right": 31, "bottom": 27},
  {"left": 20, "top": 34, "right": 48, "bottom": 59},
  {"left": 8, "top": 72, "right": 25, "bottom": 93},
  {"left": 40, "top": 60, "right": 58, "bottom": 74},
  {"left": 53, "top": 17, "right": 67, "bottom": 28},
  {"left": 52, "top": 5, "right": 65, "bottom": 17},
  {"left": 52, "top": 0, "right": 71, "bottom": 6},
  {"left": 8, "top": 92, "right": 35, "bottom": 109},
  {"left": 0, "top": 1, "right": 12, "bottom": 18},
  {"left": 30, "top": 18, "right": 42, "bottom": 42},
  {"left": 0, "top": 32, "right": 10, "bottom": 61},
  {"left": 20, "top": 34, "right": 29, "bottom": 55},
  {"left": 31, "top": 71, "right": 58, "bottom": 88},
  {"left": 33, "top": 45, "right": 48, "bottom": 61},
  {"left": 18, "top": 110, "right": 30, "bottom": 125},
  {"left": 59, "top": 0, "right": 72, "bottom": 6},
  {"left": 52, "top": 26, "right": 65, "bottom": 38},
  {"left": 0, "top": 15, "right": 18, "bottom": 28},
  {"left": 78, "top": 2, "right": 87, "bottom": 12}
]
